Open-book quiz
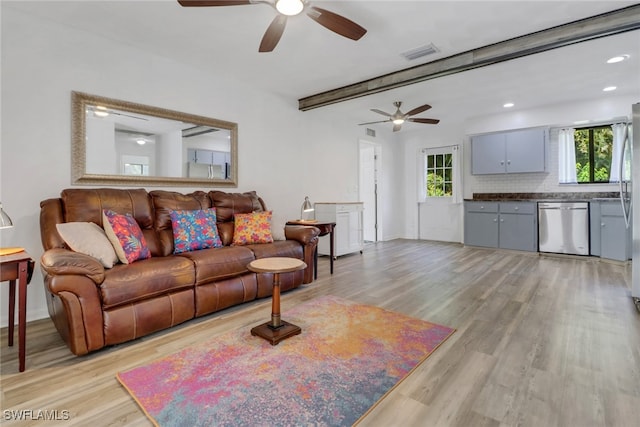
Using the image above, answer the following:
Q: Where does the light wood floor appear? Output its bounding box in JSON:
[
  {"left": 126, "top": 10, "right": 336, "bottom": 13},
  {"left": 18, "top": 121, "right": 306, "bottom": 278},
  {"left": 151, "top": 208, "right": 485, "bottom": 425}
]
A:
[{"left": 1, "top": 240, "right": 639, "bottom": 426}]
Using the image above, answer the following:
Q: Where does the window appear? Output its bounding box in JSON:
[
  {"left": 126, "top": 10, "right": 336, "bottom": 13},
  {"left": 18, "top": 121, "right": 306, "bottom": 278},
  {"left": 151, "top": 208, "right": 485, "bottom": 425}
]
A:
[
  {"left": 424, "top": 151, "right": 453, "bottom": 197},
  {"left": 574, "top": 126, "right": 613, "bottom": 183},
  {"left": 123, "top": 163, "right": 149, "bottom": 176}
]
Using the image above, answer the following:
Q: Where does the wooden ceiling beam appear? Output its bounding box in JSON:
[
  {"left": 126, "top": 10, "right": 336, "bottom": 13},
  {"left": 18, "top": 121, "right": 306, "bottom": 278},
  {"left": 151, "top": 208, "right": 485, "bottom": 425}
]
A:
[{"left": 298, "top": 4, "right": 640, "bottom": 111}]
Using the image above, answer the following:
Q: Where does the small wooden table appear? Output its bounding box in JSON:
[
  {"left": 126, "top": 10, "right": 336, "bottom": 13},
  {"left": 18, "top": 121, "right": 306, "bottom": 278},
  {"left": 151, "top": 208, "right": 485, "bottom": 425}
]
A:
[
  {"left": 0, "top": 250, "right": 35, "bottom": 372},
  {"left": 247, "top": 257, "right": 306, "bottom": 345},
  {"left": 286, "top": 220, "right": 336, "bottom": 279}
]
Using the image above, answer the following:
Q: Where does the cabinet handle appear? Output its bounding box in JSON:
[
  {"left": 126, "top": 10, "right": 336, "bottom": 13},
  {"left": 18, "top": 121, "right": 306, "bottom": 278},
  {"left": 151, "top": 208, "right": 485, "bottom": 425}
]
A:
[
  {"left": 480, "top": 205, "right": 484, "bottom": 209},
  {"left": 601, "top": 223, "right": 606, "bottom": 227},
  {"left": 500, "top": 161, "right": 505, "bottom": 165},
  {"left": 493, "top": 218, "right": 498, "bottom": 222},
  {"left": 507, "top": 160, "right": 511, "bottom": 165},
  {"left": 514, "top": 206, "right": 519, "bottom": 211},
  {"left": 500, "top": 219, "right": 504, "bottom": 222}
]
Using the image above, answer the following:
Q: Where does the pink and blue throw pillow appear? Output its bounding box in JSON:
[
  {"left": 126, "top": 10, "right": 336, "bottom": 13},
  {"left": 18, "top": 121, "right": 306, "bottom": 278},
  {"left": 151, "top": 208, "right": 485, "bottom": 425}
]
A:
[
  {"left": 170, "top": 208, "right": 223, "bottom": 254},
  {"left": 102, "top": 209, "right": 151, "bottom": 264}
]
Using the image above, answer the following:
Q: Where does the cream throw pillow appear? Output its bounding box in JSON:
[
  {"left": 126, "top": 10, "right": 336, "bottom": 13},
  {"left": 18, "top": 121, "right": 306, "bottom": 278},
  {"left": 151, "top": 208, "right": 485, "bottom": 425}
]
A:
[{"left": 56, "top": 222, "right": 119, "bottom": 268}]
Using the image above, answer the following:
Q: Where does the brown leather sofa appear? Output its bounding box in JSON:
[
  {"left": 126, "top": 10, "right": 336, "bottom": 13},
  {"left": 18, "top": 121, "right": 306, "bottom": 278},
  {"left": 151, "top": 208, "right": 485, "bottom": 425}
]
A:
[{"left": 39, "top": 188, "right": 319, "bottom": 355}]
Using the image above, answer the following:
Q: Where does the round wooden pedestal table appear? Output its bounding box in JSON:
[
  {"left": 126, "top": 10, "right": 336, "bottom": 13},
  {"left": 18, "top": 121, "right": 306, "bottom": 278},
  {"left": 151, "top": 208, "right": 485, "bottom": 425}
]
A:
[{"left": 247, "top": 257, "right": 307, "bottom": 345}]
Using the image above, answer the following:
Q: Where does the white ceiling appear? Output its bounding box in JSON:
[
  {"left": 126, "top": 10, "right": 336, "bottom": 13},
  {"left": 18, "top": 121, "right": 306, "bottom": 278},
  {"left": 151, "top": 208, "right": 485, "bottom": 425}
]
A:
[{"left": 4, "top": 0, "right": 640, "bottom": 130}]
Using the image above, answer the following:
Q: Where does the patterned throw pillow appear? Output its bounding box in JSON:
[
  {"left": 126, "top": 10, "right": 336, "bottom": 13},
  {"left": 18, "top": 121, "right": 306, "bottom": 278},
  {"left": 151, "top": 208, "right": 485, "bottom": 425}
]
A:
[
  {"left": 232, "top": 211, "right": 274, "bottom": 245},
  {"left": 102, "top": 210, "right": 151, "bottom": 264},
  {"left": 170, "top": 208, "right": 223, "bottom": 254}
]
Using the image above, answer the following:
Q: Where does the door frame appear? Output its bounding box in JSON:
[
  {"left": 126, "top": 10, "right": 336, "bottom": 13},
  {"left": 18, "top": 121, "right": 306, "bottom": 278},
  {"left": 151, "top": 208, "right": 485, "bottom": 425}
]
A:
[{"left": 359, "top": 139, "right": 382, "bottom": 242}]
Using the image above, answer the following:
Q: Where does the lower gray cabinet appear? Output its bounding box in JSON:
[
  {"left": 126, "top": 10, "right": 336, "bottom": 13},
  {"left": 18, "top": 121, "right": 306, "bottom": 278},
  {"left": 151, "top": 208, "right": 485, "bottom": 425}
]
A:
[
  {"left": 464, "top": 202, "right": 499, "bottom": 248},
  {"left": 464, "top": 201, "right": 537, "bottom": 252},
  {"left": 590, "top": 200, "right": 632, "bottom": 261}
]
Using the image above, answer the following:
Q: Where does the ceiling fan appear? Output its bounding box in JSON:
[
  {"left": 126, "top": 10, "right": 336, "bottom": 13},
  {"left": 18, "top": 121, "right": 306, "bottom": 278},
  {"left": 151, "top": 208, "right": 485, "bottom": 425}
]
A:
[
  {"left": 177, "top": 0, "right": 367, "bottom": 52},
  {"left": 359, "top": 102, "right": 440, "bottom": 132}
]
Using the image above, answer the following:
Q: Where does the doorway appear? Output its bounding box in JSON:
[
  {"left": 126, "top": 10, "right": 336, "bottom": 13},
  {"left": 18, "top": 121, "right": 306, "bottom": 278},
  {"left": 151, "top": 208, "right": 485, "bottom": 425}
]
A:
[{"left": 359, "top": 140, "right": 381, "bottom": 242}]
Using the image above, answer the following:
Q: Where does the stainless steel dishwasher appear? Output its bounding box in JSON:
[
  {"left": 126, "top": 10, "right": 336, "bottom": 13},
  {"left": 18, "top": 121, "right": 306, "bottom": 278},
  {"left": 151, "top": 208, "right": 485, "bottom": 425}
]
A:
[{"left": 538, "top": 202, "right": 590, "bottom": 255}]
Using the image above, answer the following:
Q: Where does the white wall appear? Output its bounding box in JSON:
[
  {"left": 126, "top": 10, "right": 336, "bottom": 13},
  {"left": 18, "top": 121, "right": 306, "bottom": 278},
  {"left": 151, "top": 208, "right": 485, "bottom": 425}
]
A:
[{"left": 0, "top": 8, "right": 365, "bottom": 325}]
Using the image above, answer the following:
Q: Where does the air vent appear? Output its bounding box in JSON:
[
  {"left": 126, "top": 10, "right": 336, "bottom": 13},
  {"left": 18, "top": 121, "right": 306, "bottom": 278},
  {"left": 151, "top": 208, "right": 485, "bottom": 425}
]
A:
[
  {"left": 401, "top": 43, "right": 439, "bottom": 61},
  {"left": 366, "top": 128, "right": 376, "bottom": 137}
]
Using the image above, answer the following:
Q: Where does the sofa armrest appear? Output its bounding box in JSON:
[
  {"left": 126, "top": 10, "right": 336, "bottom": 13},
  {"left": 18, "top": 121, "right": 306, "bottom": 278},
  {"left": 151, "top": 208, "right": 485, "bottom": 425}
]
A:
[
  {"left": 284, "top": 225, "right": 320, "bottom": 244},
  {"left": 41, "top": 248, "right": 105, "bottom": 285}
]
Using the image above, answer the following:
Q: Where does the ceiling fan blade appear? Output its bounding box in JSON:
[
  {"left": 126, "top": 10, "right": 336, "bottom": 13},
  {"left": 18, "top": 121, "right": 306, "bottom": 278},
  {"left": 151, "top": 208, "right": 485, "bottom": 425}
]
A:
[
  {"left": 393, "top": 124, "right": 402, "bottom": 132},
  {"left": 408, "top": 118, "right": 440, "bottom": 125},
  {"left": 307, "top": 6, "right": 367, "bottom": 41},
  {"left": 370, "top": 109, "right": 391, "bottom": 117},
  {"left": 358, "top": 120, "right": 390, "bottom": 126},
  {"left": 405, "top": 104, "right": 432, "bottom": 117},
  {"left": 259, "top": 15, "right": 287, "bottom": 52},
  {"left": 178, "top": 1, "right": 253, "bottom": 6}
]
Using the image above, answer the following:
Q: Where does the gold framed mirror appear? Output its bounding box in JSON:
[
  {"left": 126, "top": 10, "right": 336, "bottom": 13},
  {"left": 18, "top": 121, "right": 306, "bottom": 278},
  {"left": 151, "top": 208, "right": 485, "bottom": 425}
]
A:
[{"left": 71, "top": 91, "right": 238, "bottom": 187}]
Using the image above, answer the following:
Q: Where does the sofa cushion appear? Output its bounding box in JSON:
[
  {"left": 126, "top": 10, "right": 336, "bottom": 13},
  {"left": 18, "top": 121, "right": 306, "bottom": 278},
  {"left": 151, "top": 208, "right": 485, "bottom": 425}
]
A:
[
  {"left": 99, "top": 256, "right": 195, "bottom": 309},
  {"left": 178, "top": 246, "right": 256, "bottom": 286},
  {"left": 170, "top": 208, "right": 223, "bottom": 254},
  {"left": 60, "top": 188, "right": 161, "bottom": 257},
  {"left": 55, "top": 222, "right": 119, "bottom": 268},
  {"left": 150, "top": 190, "right": 212, "bottom": 256},
  {"left": 103, "top": 210, "right": 151, "bottom": 264},
  {"left": 232, "top": 211, "right": 274, "bottom": 245},
  {"left": 209, "top": 190, "right": 267, "bottom": 246}
]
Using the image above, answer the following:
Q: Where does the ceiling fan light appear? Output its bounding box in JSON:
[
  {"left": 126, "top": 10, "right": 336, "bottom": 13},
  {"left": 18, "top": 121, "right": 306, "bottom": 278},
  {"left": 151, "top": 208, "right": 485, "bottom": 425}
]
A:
[
  {"left": 276, "top": 0, "right": 304, "bottom": 16},
  {"left": 392, "top": 118, "right": 405, "bottom": 125}
]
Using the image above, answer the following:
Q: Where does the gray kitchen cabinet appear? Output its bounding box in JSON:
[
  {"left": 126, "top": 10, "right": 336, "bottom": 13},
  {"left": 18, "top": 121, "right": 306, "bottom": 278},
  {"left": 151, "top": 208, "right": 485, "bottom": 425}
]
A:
[
  {"left": 464, "top": 201, "right": 537, "bottom": 251},
  {"left": 464, "top": 202, "right": 499, "bottom": 248},
  {"left": 471, "top": 127, "right": 547, "bottom": 174},
  {"left": 591, "top": 200, "right": 632, "bottom": 261},
  {"left": 498, "top": 202, "right": 538, "bottom": 251},
  {"left": 188, "top": 148, "right": 213, "bottom": 164}
]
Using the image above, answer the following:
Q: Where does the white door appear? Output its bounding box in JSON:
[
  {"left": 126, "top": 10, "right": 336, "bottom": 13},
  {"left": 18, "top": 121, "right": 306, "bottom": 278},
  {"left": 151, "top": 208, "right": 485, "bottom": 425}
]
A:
[{"left": 359, "top": 141, "right": 379, "bottom": 242}]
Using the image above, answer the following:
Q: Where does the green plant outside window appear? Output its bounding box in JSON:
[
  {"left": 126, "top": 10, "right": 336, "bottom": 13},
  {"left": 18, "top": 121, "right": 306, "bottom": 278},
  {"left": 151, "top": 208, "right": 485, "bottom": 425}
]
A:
[
  {"left": 425, "top": 153, "right": 453, "bottom": 197},
  {"left": 574, "top": 126, "right": 613, "bottom": 183}
]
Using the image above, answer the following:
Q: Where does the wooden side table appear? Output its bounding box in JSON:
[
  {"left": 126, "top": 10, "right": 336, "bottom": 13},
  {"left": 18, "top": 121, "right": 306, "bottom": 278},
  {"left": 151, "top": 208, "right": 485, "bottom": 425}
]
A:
[
  {"left": 0, "top": 250, "right": 35, "bottom": 372},
  {"left": 286, "top": 220, "right": 336, "bottom": 279},
  {"left": 247, "top": 257, "right": 306, "bottom": 345}
]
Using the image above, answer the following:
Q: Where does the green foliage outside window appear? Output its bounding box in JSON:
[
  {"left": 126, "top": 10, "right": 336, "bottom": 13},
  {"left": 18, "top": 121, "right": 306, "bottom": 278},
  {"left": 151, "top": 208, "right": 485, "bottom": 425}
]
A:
[
  {"left": 574, "top": 126, "right": 613, "bottom": 183},
  {"left": 425, "top": 153, "right": 453, "bottom": 197}
]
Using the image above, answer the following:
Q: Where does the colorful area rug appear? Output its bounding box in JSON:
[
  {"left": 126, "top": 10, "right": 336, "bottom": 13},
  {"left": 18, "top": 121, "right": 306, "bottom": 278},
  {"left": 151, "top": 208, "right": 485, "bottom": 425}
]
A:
[{"left": 117, "top": 295, "right": 455, "bottom": 427}]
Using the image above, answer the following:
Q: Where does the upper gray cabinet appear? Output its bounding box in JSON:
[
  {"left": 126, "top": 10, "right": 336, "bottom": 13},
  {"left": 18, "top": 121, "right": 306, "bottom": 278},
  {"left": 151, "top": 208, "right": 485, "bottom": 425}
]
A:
[{"left": 471, "top": 127, "right": 547, "bottom": 174}]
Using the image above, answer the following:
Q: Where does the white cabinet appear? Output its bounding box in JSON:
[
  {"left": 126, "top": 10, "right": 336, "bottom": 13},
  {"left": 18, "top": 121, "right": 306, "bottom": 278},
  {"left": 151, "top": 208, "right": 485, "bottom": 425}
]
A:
[
  {"left": 315, "top": 203, "right": 364, "bottom": 257},
  {"left": 471, "top": 127, "right": 547, "bottom": 174}
]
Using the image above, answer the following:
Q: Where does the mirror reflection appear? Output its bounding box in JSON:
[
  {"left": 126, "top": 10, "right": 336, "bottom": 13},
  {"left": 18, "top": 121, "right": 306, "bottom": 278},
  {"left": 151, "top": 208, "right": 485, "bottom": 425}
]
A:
[{"left": 72, "top": 91, "right": 238, "bottom": 187}]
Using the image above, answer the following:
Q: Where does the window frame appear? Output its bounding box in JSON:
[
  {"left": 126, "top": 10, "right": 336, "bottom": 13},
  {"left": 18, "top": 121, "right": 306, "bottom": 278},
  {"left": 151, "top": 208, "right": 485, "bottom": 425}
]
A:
[
  {"left": 574, "top": 125, "right": 613, "bottom": 184},
  {"left": 421, "top": 146, "right": 458, "bottom": 200}
]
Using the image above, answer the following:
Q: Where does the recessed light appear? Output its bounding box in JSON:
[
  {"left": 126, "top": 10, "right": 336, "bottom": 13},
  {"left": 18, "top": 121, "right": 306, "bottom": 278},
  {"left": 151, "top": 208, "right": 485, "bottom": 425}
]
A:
[
  {"left": 573, "top": 120, "right": 590, "bottom": 125},
  {"left": 603, "top": 86, "right": 617, "bottom": 92},
  {"left": 607, "top": 55, "right": 630, "bottom": 64},
  {"left": 503, "top": 102, "right": 514, "bottom": 108}
]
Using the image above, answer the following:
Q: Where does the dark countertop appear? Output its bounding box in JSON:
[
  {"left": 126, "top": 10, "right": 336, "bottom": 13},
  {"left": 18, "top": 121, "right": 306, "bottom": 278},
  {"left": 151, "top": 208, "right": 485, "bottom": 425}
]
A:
[{"left": 466, "top": 192, "right": 619, "bottom": 202}]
